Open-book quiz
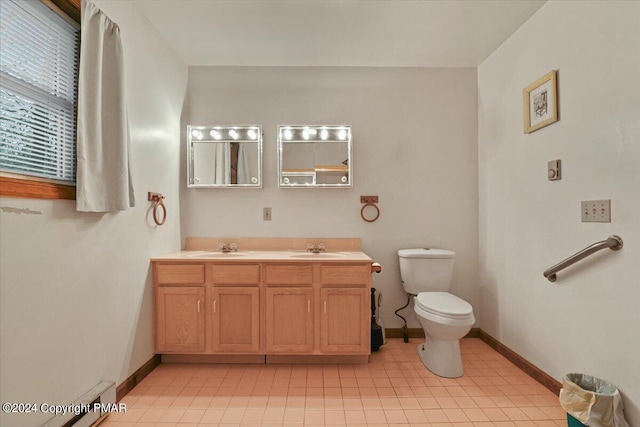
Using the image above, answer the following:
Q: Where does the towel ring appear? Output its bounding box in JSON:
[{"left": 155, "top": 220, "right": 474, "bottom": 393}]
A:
[
  {"left": 360, "top": 195, "right": 380, "bottom": 223},
  {"left": 148, "top": 192, "right": 166, "bottom": 226},
  {"left": 361, "top": 203, "right": 380, "bottom": 222}
]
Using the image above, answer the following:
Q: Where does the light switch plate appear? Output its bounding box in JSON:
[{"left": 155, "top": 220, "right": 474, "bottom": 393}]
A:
[
  {"left": 581, "top": 200, "right": 611, "bottom": 222},
  {"left": 548, "top": 159, "right": 561, "bottom": 181}
]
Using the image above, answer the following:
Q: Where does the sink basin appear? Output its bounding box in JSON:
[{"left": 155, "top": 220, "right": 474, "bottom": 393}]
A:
[
  {"left": 186, "top": 251, "right": 247, "bottom": 258},
  {"left": 289, "top": 252, "right": 347, "bottom": 259}
]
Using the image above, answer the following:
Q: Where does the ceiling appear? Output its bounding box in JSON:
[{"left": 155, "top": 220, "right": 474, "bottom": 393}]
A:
[{"left": 132, "top": 0, "right": 546, "bottom": 68}]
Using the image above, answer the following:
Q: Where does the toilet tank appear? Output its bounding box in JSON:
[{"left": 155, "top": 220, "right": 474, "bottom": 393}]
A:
[{"left": 398, "top": 248, "right": 455, "bottom": 295}]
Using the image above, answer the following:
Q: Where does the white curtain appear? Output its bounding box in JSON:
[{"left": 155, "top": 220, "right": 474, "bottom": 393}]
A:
[
  {"left": 76, "top": 0, "right": 134, "bottom": 212},
  {"left": 213, "top": 142, "right": 230, "bottom": 184},
  {"left": 237, "top": 144, "right": 251, "bottom": 184}
]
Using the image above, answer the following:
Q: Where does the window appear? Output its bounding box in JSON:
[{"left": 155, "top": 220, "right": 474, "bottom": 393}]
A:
[{"left": 0, "top": 0, "right": 80, "bottom": 199}]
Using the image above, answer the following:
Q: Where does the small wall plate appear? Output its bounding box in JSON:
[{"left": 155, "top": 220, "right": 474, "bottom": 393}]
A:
[
  {"left": 581, "top": 199, "right": 611, "bottom": 223},
  {"left": 360, "top": 196, "right": 378, "bottom": 204},
  {"left": 548, "top": 159, "right": 561, "bottom": 181}
]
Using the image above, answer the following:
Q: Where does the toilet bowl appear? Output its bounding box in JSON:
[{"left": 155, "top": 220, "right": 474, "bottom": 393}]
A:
[
  {"left": 414, "top": 292, "right": 475, "bottom": 378},
  {"left": 398, "top": 248, "right": 475, "bottom": 378}
]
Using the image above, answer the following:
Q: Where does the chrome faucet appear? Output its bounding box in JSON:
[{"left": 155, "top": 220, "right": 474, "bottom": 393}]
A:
[
  {"left": 306, "top": 243, "right": 325, "bottom": 253},
  {"left": 218, "top": 243, "right": 237, "bottom": 253}
]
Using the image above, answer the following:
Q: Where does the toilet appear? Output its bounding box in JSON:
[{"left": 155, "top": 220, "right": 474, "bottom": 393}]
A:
[{"left": 398, "top": 248, "right": 475, "bottom": 378}]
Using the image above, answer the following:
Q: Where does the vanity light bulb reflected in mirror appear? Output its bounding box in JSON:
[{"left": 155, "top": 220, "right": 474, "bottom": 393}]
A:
[
  {"left": 338, "top": 129, "right": 347, "bottom": 140},
  {"left": 247, "top": 129, "right": 257, "bottom": 140},
  {"left": 302, "top": 127, "right": 318, "bottom": 140},
  {"left": 283, "top": 129, "right": 293, "bottom": 140},
  {"left": 191, "top": 129, "right": 203, "bottom": 140},
  {"left": 229, "top": 129, "right": 239, "bottom": 140},
  {"left": 320, "top": 129, "right": 329, "bottom": 140},
  {"left": 210, "top": 129, "right": 221, "bottom": 140}
]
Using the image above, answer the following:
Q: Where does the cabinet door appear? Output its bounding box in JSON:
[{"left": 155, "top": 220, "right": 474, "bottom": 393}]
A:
[
  {"left": 266, "top": 287, "right": 313, "bottom": 353},
  {"left": 320, "top": 288, "right": 369, "bottom": 354},
  {"left": 156, "top": 287, "right": 205, "bottom": 353},
  {"left": 211, "top": 287, "right": 260, "bottom": 353}
]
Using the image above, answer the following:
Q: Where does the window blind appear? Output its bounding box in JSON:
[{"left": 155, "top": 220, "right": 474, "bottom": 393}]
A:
[{"left": 0, "top": 0, "right": 80, "bottom": 184}]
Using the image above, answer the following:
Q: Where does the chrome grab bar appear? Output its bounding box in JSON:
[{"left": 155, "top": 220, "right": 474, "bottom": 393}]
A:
[{"left": 544, "top": 235, "right": 623, "bottom": 282}]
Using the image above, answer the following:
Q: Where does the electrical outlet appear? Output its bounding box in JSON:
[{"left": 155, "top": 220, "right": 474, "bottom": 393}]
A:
[
  {"left": 263, "top": 207, "right": 272, "bottom": 221},
  {"left": 581, "top": 200, "right": 611, "bottom": 223}
]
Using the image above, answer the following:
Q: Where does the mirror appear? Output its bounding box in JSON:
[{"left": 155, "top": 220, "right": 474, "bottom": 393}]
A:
[
  {"left": 277, "top": 125, "right": 352, "bottom": 188},
  {"left": 187, "top": 125, "right": 262, "bottom": 187}
]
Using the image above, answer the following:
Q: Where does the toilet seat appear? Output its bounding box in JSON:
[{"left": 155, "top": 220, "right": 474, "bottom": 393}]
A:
[
  {"left": 414, "top": 292, "right": 474, "bottom": 326},
  {"left": 416, "top": 292, "right": 473, "bottom": 317}
]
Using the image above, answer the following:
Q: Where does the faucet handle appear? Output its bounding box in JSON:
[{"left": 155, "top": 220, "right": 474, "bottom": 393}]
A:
[
  {"left": 218, "top": 243, "right": 227, "bottom": 251},
  {"left": 230, "top": 243, "right": 237, "bottom": 252},
  {"left": 306, "top": 243, "right": 325, "bottom": 253}
]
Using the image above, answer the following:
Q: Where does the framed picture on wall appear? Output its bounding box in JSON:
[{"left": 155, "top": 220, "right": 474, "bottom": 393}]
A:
[{"left": 523, "top": 70, "right": 558, "bottom": 133}]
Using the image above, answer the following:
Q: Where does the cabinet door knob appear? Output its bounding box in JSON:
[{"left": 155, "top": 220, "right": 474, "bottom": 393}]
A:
[
  {"left": 197, "top": 299, "right": 201, "bottom": 313},
  {"left": 213, "top": 299, "right": 217, "bottom": 313}
]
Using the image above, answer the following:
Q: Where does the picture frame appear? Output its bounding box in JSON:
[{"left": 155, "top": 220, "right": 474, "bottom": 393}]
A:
[{"left": 523, "top": 70, "right": 558, "bottom": 133}]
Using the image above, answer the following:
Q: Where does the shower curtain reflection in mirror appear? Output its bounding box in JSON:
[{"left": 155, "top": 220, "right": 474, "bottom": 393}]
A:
[{"left": 192, "top": 141, "right": 258, "bottom": 186}]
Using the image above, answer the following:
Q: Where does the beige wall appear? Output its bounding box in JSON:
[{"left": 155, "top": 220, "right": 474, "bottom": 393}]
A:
[
  {"left": 478, "top": 1, "right": 640, "bottom": 424},
  {"left": 0, "top": 2, "right": 187, "bottom": 426},
  {"left": 183, "top": 66, "right": 479, "bottom": 330}
]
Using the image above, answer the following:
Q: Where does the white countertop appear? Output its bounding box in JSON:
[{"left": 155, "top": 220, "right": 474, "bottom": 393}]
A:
[{"left": 152, "top": 250, "right": 373, "bottom": 263}]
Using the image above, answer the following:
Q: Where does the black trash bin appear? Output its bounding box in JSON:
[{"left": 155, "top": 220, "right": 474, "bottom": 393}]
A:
[{"left": 560, "top": 373, "right": 629, "bottom": 427}]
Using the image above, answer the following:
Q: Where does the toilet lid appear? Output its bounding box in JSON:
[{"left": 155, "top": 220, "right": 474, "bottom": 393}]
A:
[
  {"left": 398, "top": 248, "right": 455, "bottom": 259},
  {"left": 416, "top": 292, "right": 473, "bottom": 317}
]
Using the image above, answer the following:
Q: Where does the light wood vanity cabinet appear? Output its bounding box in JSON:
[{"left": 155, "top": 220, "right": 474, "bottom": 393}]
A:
[
  {"left": 156, "top": 264, "right": 205, "bottom": 285},
  {"left": 211, "top": 286, "right": 260, "bottom": 353},
  {"left": 154, "top": 264, "right": 206, "bottom": 353},
  {"left": 265, "top": 287, "right": 314, "bottom": 353},
  {"left": 319, "top": 264, "right": 370, "bottom": 354},
  {"left": 156, "top": 287, "right": 205, "bottom": 353},
  {"left": 320, "top": 287, "right": 369, "bottom": 354},
  {"left": 264, "top": 264, "right": 315, "bottom": 354},
  {"left": 153, "top": 257, "right": 371, "bottom": 361},
  {"left": 210, "top": 264, "right": 261, "bottom": 354}
]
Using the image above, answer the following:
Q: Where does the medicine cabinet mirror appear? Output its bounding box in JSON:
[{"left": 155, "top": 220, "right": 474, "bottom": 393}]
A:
[
  {"left": 187, "top": 125, "right": 262, "bottom": 188},
  {"left": 277, "top": 125, "right": 352, "bottom": 188}
]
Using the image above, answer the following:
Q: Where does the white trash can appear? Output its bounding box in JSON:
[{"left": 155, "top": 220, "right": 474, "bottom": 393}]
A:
[{"left": 560, "top": 373, "right": 629, "bottom": 427}]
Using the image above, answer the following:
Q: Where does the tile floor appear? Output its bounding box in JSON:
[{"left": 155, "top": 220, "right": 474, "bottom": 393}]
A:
[{"left": 102, "top": 338, "right": 567, "bottom": 426}]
